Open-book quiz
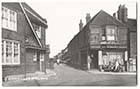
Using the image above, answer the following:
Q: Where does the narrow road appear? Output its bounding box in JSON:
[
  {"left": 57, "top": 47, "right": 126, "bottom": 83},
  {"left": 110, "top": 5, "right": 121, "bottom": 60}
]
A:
[
  {"left": 38, "top": 64, "right": 137, "bottom": 86},
  {"left": 3, "top": 64, "right": 137, "bottom": 86}
]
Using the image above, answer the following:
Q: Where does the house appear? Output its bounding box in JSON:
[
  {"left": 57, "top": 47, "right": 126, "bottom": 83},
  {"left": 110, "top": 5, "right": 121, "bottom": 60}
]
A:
[
  {"left": 67, "top": 9, "right": 129, "bottom": 71},
  {"left": 1, "top": 2, "right": 50, "bottom": 81},
  {"left": 116, "top": 5, "right": 137, "bottom": 72},
  {"left": 67, "top": 5, "right": 137, "bottom": 72}
]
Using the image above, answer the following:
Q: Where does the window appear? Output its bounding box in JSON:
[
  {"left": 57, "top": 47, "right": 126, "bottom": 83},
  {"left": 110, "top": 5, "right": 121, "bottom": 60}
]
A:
[
  {"left": 2, "top": 7, "right": 17, "bottom": 31},
  {"left": 2, "top": 39, "right": 20, "bottom": 65},
  {"left": 40, "top": 53, "right": 44, "bottom": 61},
  {"left": 106, "top": 26, "right": 117, "bottom": 41},
  {"left": 33, "top": 51, "right": 37, "bottom": 61},
  {"left": 102, "top": 51, "right": 124, "bottom": 65},
  {"left": 90, "top": 34, "right": 99, "bottom": 43},
  {"left": 33, "top": 24, "right": 41, "bottom": 38}
]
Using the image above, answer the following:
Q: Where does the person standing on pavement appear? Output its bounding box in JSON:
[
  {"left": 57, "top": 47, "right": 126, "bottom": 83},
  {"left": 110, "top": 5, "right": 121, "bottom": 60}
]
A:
[
  {"left": 57, "top": 59, "right": 60, "bottom": 65},
  {"left": 114, "top": 59, "right": 119, "bottom": 72},
  {"left": 87, "top": 55, "right": 92, "bottom": 70}
]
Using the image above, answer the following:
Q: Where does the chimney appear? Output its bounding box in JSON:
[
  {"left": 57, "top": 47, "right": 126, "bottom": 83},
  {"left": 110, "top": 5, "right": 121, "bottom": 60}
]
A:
[
  {"left": 86, "top": 13, "right": 91, "bottom": 23},
  {"left": 79, "top": 19, "right": 83, "bottom": 31},
  {"left": 117, "top": 4, "right": 128, "bottom": 23},
  {"left": 113, "top": 12, "right": 116, "bottom": 18}
]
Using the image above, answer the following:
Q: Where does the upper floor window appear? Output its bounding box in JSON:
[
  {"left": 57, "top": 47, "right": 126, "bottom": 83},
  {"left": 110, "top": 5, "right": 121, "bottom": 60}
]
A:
[
  {"left": 90, "top": 34, "right": 99, "bottom": 43},
  {"left": 106, "top": 26, "right": 117, "bottom": 41},
  {"left": 2, "top": 7, "right": 17, "bottom": 31},
  {"left": 33, "top": 24, "right": 41, "bottom": 39},
  {"left": 2, "top": 39, "right": 20, "bottom": 65}
]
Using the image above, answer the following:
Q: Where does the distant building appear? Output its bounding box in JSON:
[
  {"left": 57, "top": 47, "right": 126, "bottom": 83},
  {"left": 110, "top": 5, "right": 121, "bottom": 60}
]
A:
[
  {"left": 117, "top": 5, "right": 137, "bottom": 72},
  {"left": 1, "top": 2, "right": 50, "bottom": 80},
  {"left": 67, "top": 5, "right": 136, "bottom": 72}
]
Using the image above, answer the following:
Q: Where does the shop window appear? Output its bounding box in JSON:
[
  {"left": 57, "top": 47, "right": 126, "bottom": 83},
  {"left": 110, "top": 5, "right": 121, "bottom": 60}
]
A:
[{"left": 102, "top": 52, "right": 124, "bottom": 66}]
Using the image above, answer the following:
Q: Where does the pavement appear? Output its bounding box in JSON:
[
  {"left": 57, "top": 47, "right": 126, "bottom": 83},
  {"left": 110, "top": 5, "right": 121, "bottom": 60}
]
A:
[{"left": 2, "top": 64, "right": 137, "bottom": 86}]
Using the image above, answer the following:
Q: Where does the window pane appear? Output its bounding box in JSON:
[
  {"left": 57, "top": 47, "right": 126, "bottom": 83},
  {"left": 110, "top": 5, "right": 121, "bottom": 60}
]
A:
[
  {"left": 2, "top": 7, "right": 8, "bottom": 28},
  {"left": 90, "top": 34, "right": 99, "bottom": 42},
  {"left": 14, "top": 42, "right": 19, "bottom": 63},
  {"left": 106, "top": 26, "right": 116, "bottom": 41},
  {"left": 33, "top": 52, "right": 37, "bottom": 61},
  {"left": 33, "top": 24, "right": 41, "bottom": 38},
  {"left": 6, "top": 41, "right": 12, "bottom": 63}
]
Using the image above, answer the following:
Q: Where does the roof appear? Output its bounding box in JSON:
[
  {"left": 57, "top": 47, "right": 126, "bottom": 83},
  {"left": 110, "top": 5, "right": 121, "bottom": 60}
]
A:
[
  {"left": 68, "top": 10, "right": 127, "bottom": 46},
  {"left": 19, "top": 3, "right": 42, "bottom": 47},
  {"left": 21, "top": 3, "right": 47, "bottom": 26},
  {"left": 89, "top": 10, "right": 126, "bottom": 27},
  {"left": 126, "top": 19, "right": 137, "bottom": 31}
]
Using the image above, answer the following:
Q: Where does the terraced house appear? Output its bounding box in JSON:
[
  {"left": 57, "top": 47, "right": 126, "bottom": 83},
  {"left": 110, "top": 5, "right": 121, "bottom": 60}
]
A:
[
  {"left": 67, "top": 5, "right": 137, "bottom": 72},
  {"left": 1, "top": 2, "right": 50, "bottom": 81}
]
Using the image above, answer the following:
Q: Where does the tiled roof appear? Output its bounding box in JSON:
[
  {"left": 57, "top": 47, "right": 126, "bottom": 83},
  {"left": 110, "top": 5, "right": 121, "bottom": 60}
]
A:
[
  {"left": 68, "top": 10, "right": 127, "bottom": 46},
  {"left": 89, "top": 10, "right": 126, "bottom": 27}
]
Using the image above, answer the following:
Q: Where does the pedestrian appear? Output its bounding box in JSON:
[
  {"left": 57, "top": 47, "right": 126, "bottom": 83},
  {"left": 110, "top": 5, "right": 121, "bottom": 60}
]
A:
[
  {"left": 57, "top": 59, "right": 60, "bottom": 65},
  {"left": 114, "top": 59, "right": 119, "bottom": 72},
  {"left": 87, "top": 55, "right": 91, "bottom": 70}
]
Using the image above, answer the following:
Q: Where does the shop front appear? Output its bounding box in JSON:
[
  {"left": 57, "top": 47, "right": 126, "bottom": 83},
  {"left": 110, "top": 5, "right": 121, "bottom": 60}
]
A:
[{"left": 98, "top": 49, "right": 128, "bottom": 72}]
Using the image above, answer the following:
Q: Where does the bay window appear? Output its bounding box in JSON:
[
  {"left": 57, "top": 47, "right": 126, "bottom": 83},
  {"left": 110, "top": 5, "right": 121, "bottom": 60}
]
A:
[
  {"left": 2, "top": 39, "right": 20, "bottom": 65},
  {"left": 106, "top": 26, "right": 117, "bottom": 41},
  {"left": 101, "top": 26, "right": 117, "bottom": 41}
]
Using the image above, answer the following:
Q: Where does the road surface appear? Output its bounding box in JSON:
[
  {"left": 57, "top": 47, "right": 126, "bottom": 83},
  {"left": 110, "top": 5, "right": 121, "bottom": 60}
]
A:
[{"left": 3, "top": 64, "right": 137, "bottom": 86}]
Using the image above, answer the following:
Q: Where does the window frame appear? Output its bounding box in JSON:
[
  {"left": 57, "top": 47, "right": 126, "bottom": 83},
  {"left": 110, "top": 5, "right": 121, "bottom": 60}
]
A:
[
  {"left": 33, "top": 23, "right": 42, "bottom": 39},
  {"left": 2, "top": 6, "right": 17, "bottom": 31},
  {"left": 33, "top": 51, "right": 37, "bottom": 61},
  {"left": 2, "top": 39, "right": 20, "bottom": 65},
  {"left": 106, "top": 25, "right": 117, "bottom": 41}
]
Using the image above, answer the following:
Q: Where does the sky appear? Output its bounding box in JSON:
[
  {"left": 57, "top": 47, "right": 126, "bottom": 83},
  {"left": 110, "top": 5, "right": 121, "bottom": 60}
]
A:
[{"left": 26, "top": 0, "right": 136, "bottom": 58}]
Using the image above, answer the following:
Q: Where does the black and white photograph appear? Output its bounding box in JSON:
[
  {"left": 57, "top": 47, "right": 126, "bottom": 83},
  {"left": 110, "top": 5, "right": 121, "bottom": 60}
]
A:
[{"left": 1, "top": 0, "right": 138, "bottom": 86}]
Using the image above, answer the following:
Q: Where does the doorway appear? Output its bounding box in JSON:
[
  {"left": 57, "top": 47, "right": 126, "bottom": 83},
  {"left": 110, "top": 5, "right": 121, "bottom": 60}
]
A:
[{"left": 90, "top": 50, "right": 98, "bottom": 69}]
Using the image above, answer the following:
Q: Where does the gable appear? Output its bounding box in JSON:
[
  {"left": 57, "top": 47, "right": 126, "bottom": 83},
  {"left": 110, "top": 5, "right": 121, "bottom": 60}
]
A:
[
  {"left": 19, "top": 3, "right": 42, "bottom": 47},
  {"left": 89, "top": 10, "right": 126, "bottom": 27}
]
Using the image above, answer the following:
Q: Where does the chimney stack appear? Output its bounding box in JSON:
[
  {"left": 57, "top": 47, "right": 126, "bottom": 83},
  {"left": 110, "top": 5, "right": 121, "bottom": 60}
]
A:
[
  {"left": 86, "top": 13, "right": 91, "bottom": 23},
  {"left": 113, "top": 12, "right": 116, "bottom": 18},
  {"left": 79, "top": 19, "right": 83, "bottom": 31},
  {"left": 117, "top": 4, "right": 128, "bottom": 23}
]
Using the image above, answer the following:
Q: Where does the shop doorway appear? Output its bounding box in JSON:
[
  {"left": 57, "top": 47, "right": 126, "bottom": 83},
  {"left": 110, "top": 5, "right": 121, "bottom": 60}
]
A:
[{"left": 90, "top": 50, "right": 98, "bottom": 69}]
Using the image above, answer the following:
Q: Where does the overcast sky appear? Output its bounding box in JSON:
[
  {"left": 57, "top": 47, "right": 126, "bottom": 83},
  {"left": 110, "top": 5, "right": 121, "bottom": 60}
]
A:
[{"left": 27, "top": 1, "right": 136, "bottom": 57}]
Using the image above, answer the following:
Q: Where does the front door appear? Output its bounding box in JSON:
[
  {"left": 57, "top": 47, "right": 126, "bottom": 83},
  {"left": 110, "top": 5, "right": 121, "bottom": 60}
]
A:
[{"left": 90, "top": 50, "right": 98, "bottom": 69}]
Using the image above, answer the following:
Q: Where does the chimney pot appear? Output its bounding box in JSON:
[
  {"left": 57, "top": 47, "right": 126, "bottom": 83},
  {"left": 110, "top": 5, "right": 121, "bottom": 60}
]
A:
[
  {"left": 79, "top": 19, "right": 83, "bottom": 31},
  {"left": 86, "top": 13, "right": 91, "bottom": 23}
]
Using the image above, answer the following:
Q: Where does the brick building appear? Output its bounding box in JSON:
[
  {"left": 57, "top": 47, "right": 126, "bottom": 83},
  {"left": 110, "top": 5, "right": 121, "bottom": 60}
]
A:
[
  {"left": 1, "top": 2, "right": 50, "bottom": 80},
  {"left": 67, "top": 5, "right": 136, "bottom": 72}
]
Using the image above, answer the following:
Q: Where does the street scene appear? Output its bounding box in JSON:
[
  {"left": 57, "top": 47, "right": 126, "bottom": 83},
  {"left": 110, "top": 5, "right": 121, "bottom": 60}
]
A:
[{"left": 1, "top": 1, "right": 137, "bottom": 86}]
